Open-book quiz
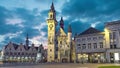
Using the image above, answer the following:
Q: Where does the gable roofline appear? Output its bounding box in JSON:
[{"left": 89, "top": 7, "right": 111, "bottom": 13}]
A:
[{"left": 78, "top": 27, "right": 102, "bottom": 36}]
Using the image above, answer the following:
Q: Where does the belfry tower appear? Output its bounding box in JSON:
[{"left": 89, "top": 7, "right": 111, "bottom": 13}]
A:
[{"left": 47, "top": 2, "right": 57, "bottom": 62}]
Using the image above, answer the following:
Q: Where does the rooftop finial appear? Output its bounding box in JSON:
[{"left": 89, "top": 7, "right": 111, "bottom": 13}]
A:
[
  {"left": 26, "top": 33, "right": 28, "bottom": 39},
  {"left": 26, "top": 33, "right": 29, "bottom": 46},
  {"left": 50, "top": 0, "right": 55, "bottom": 12},
  {"left": 60, "top": 17, "right": 64, "bottom": 29},
  {"left": 68, "top": 24, "right": 72, "bottom": 32}
]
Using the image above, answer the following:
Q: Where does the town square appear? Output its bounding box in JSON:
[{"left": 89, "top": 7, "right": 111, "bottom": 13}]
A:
[{"left": 0, "top": 0, "right": 120, "bottom": 68}]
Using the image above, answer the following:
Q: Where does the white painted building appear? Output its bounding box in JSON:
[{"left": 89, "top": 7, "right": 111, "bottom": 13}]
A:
[{"left": 75, "top": 20, "right": 120, "bottom": 63}]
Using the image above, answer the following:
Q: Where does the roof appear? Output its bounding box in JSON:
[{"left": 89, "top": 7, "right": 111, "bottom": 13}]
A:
[
  {"left": 12, "top": 43, "right": 19, "bottom": 50},
  {"left": 106, "top": 20, "right": 120, "bottom": 26},
  {"left": 79, "top": 27, "right": 101, "bottom": 35},
  {"left": 4, "top": 42, "right": 38, "bottom": 51},
  {"left": 5, "top": 43, "right": 19, "bottom": 50}
]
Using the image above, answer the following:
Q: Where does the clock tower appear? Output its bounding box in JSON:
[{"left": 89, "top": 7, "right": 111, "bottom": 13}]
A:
[{"left": 47, "top": 2, "right": 57, "bottom": 62}]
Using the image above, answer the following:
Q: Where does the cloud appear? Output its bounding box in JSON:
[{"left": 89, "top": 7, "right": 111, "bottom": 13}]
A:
[
  {"left": 0, "top": 5, "right": 48, "bottom": 49},
  {"left": 0, "top": 31, "right": 23, "bottom": 47},
  {"left": 31, "top": 22, "right": 47, "bottom": 46},
  {"left": 61, "top": 0, "right": 120, "bottom": 35},
  {"left": 33, "top": 22, "right": 47, "bottom": 32},
  {"left": 1, "top": 0, "right": 120, "bottom": 50},
  {"left": 91, "top": 21, "right": 100, "bottom": 28},
  {"left": 5, "top": 18, "right": 25, "bottom": 27},
  {"left": 29, "top": 30, "right": 47, "bottom": 47}
]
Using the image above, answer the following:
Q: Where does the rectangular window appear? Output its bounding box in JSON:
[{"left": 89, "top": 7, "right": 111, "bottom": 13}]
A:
[
  {"left": 78, "top": 44, "right": 81, "bottom": 49},
  {"left": 77, "top": 39, "right": 81, "bottom": 42},
  {"left": 77, "top": 44, "right": 81, "bottom": 47},
  {"left": 110, "top": 45, "right": 113, "bottom": 49},
  {"left": 93, "top": 37, "right": 97, "bottom": 40},
  {"left": 99, "top": 42, "right": 103, "bottom": 48},
  {"left": 110, "top": 44, "right": 117, "bottom": 49},
  {"left": 114, "top": 44, "right": 117, "bottom": 48},
  {"left": 87, "top": 38, "right": 91, "bottom": 41},
  {"left": 93, "top": 43, "right": 97, "bottom": 48},
  {"left": 110, "top": 33, "right": 112, "bottom": 39},
  {"left": 99, "top": 36, "right": 103, "bottom": 39},
  {"left": 82, "top": 38, "right": 86, "bottom": 41},
  {"left": 82, "top": 44, "right": 86, "bottom": 49},
  {"left": 88, "top": 43, "right": 91, "bottom": 49},
  {"left": 113, "top": 32, "right": 116, "bottom": 39}
]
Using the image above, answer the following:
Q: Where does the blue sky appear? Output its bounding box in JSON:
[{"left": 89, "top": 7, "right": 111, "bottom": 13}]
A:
[{"left": 0, "top": 0, "right": 120, "bottom": 50}]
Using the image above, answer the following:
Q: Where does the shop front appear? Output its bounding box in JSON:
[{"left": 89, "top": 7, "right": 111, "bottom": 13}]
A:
[{"left": 77, "top": 53, "right": 105, "bottom": 63}]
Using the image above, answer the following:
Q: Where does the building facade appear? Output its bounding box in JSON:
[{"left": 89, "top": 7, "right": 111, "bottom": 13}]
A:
[
  {"left": 105, "top": 21, "right": 120, "bottom": 63},
  {"left": 47, "top": 3, "right": 75, "bottom": 63},
  {"left": 75, "top": 20, "right": 120, "bottom": 63},
  {"left": 0, "top": 35, "right": 45, "bottom": 63}
]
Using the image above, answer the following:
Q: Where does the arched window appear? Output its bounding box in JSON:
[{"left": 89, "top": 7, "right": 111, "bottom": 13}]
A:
[{"left": 50, "top": 14, "right": 52, "bottom": 19}]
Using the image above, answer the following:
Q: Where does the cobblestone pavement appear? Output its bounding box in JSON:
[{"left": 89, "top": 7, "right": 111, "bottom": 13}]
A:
[{"left": 0, "top": 63, "right": 120, "bottom": 68}]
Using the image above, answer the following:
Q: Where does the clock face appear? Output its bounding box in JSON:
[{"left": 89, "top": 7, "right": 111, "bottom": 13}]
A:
[
  {"left": 49, "top": 24, "right": 53, "bottom": 30},
  {"left": 49, "top": 24, "right": 53, "bottom": 28}
]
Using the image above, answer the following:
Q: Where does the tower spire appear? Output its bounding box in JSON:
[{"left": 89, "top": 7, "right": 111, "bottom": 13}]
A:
[
  {"left": 68, "top": 24, "right": 72, "bottom": 32},
  {"left": 50, "top": 1, "right": 55, "bottom": 12},
  {"left": 26, "top": 33, "right": 29, "bottom": 47},
  {"left": 60, "top": 17, "right": 64, "bottom": 29}
]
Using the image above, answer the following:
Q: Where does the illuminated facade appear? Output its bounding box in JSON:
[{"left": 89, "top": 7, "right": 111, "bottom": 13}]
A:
[
  {"left": 0, "top": 35, "right": 45, "bottom": 63},
  {"left": 105, "top": 21, "right": 120, "bottom": 63},
  {"left": 75, "top": 20, "right": 120, "bottom": 63},
  {"left": 47, "top": 3, "right": 75, "bottom": 62}
]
